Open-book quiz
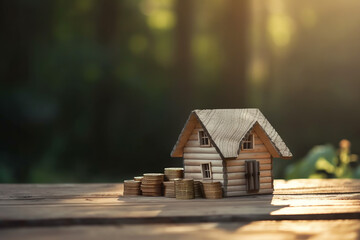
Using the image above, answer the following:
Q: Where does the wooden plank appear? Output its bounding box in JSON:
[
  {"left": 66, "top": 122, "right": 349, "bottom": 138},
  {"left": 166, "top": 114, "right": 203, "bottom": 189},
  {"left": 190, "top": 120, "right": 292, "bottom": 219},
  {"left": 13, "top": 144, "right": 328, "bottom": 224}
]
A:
[
  {"left": 184, "top": 172, "right": 224, "bottom": 180},
  {"left": 1, "top": 220, "right": 360, "bottom": 240},
  {"left": 171, "top": 113, "right": 198, "bottom": 157},
  {"left": 227, "top": 177, "right": 272, "bottom": 186},
  {"left": 226, "top": 166, "right": 245, "bottom": 173},
  {"left": 183, "top": 153, "right": 222, "bottom": 160},
  {"left": 2, "top": 179, "right": 358, "bottom": 200},
  {"left": 254, "top": 136, "right": 263, "bottom": 145},
  {"left": 211, "top": 167, "right": 223, "bottom": 173},
  {"left": 260, "top": 164, "right": 271, "bottom": 171},
  {"left": 185, "top": 140, "right": 200, "bottom": 147},
  {"left": 225, "top": 190, "right": 246, "bottom": 196},
  {"left": 226, "top": 183, "right": 272, "bottom": 192},
  {"left": 184, "top": 159, "right": 223, "bottom": 167},
  {"left": 184, "top": 166, "right": 223, "bottom": 174},
  {"left": 260, "top": 177, "right": 272, "bottom": 183},
  {"left": 253, "top": 123, "right": 281, "bottom": 158},
  {"left": 0, "top": 179, "right": 360, "bottom": 230},
  {"left": 236, "top": 152, "right": 271, "bottom": 160},
  {"left": 260, "top": 170, "right": 272, "bottom": 177},
  {"left": 226, "top": 185, "right": 246, "bottom": 191},
  {"left": 227, "top": 179, "right": 246, "bottom": 185},
  {"left": 226, "top": 158, "right": 271, "bottom": 166},
  {"left": 226, "top": 188, "right": 273, "bottom": 196},
  {"left": 188, "top": 134, "right": 198, "bottom": 140},
  {"left": 184, "top": 165, "right": 201, "bottom": 173},
  {"left": 223, "top": 162, "right": 271, "bottom": 175},
  {"left": 190, "top": 128, "right": 203, "bottom": 135},
  {"left": 227, "top": 172, "right": 245, "bottom": 180},
  {"left": 183, "top": 147, "right": 218, "bottom": 154},
  {"left": 260, "top": 183, "right": 272, "bottom": 189},
  {"left": 240, "top": 143, "right": 268, "bottom": 153},
  {"left": 274, "top": 179, "right": 360, "bottom": 194}
]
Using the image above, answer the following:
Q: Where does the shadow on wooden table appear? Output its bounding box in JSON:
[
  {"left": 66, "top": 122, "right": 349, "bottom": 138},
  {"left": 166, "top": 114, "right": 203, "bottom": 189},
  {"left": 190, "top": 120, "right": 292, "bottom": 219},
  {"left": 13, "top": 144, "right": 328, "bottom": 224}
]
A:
[
  {"left": 117, "top": 193, "right": 288, "bottom": 224},
  {"left": 1, "top": 180, "right": 360, "bottom": 239}
]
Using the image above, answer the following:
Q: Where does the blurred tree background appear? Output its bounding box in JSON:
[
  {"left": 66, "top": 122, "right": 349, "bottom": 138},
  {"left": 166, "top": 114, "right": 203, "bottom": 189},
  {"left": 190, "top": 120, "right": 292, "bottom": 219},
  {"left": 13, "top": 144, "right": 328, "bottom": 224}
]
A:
[{"left": 0, "top": 0, "right": 359, "bottom": 183}]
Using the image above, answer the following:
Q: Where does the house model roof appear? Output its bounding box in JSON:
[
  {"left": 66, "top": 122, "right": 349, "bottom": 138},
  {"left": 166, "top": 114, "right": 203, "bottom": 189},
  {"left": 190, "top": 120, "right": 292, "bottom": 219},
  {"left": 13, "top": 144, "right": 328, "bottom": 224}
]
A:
[{"left": 171, "top": 109, "right": 292, "bottom": 159}]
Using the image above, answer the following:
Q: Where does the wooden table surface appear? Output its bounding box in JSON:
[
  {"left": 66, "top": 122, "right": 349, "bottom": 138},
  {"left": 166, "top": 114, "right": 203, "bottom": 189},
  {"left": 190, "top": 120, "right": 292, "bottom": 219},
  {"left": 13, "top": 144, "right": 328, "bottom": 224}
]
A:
[{"left": 0, "top": 179, "right": 359, "bottom": 239}]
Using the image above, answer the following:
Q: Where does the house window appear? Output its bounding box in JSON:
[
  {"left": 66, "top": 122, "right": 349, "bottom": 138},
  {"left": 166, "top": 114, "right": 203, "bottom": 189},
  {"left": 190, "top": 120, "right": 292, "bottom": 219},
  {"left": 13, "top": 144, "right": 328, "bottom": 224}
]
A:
[
  {"left": 199, "top": 130, "right": 210, "bottom": 147},
  {"left": 201, "top": 163, "right": 212, "bottom": 179},
  {"left": 242, "top": 133, "right": 254, "bottom": 150}
]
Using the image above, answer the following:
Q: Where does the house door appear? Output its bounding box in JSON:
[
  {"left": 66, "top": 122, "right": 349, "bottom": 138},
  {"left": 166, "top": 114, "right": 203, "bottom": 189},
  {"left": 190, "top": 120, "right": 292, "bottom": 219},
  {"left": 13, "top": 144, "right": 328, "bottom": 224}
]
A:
[{"left": 245, "top": 160, "right": 260, "bottom": 193}]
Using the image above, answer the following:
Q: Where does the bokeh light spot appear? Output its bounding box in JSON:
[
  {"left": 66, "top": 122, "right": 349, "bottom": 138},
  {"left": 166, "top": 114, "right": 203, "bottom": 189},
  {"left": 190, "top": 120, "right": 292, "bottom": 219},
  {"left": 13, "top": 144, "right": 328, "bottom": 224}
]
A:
[
  {"left": 267, "top": 14, "right": 294, "bottom": 48},
  {"left": 147, "top": 10, "right": 175, "bottom": 30},
  {"left": 249, "top": 58, "right": 267, "bottom": 85}
]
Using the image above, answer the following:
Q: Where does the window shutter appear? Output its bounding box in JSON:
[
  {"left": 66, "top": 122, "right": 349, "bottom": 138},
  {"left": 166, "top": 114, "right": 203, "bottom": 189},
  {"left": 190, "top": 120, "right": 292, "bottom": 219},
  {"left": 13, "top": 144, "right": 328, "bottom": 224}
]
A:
[
  {"left": 253, "top": 160, "right": 260, "bottom": 191},
  {"left": 245, "top": 160, "right": 260, "bottom": 193},
  {"left": 245, "top": 161, "right": 254, "bottom": 191}
]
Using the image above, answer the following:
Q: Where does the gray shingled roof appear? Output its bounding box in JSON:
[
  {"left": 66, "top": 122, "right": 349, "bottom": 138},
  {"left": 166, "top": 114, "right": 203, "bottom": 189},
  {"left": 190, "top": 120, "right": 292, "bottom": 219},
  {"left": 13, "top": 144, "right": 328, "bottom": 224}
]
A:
[{"left": 171, "top": 109, "right": 292, "bottom": 159}]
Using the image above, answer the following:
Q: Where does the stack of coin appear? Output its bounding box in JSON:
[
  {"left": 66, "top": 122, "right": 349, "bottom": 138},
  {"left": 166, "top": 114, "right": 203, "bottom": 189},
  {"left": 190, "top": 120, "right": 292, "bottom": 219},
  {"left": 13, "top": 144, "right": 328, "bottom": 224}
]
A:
[
  {"left": 164, "top": 168, "right": 184, "bottom": 181},
  {"left": 202, "top": 181, "right": 223, "bottom": 199},
  {"left": 175, "top": 179, "right": 194, "bottom": 200},
  {"left": 123, "top": 180, "right": 141, "bottom": 196},
  {"left": 141, "top": 173, "right": 164, "bottom": 197},
  {"left": 163, "top": 181, "right": 175, "bottom": 198},
  {"left": 194, "top": 181, "right": 203, "bottom": 198},
  {"left": 134, "top": 176, "right": 144, "bottom": 194},
  {"left": 134, "top": 176, "right": 143, "bottom": 182}
]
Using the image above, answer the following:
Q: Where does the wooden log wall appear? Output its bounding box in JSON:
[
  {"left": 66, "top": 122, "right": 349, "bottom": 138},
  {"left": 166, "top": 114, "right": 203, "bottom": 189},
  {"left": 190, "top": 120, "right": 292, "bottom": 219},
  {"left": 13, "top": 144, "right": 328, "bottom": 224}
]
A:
[
  {"left": 182, "top": 124, "right": 274, "bottom": 196},
  {"left": 183, "top": 123, "right": 225, "bottom": 184},
  {"left": 224, "top": 129, "right": 273, "bottom": 197}
]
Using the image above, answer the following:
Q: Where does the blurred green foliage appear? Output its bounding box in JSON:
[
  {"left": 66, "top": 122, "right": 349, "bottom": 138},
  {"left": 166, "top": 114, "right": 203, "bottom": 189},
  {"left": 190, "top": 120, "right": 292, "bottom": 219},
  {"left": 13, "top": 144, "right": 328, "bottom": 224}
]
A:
[
  {"left": 1, "top": 0, "right": 360, "bottom": 183},
  {"left": 286, "top": 140, "right": 360, "bottom": 179}
]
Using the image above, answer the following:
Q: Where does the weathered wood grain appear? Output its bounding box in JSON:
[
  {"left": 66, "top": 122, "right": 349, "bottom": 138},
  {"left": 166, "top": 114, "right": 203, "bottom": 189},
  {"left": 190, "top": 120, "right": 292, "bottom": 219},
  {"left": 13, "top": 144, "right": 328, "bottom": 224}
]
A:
[
  {"left": 236, "top": 152, "right": 271, "bottom": 160},
  {"left": 226, "top": 158, "right": 271, "bottom": 166},
  {"left": 183, "top": 147, "right": 218, "bottom": 154},
  {"left": 227, "top": 177, "right": 272, "bottom": 186},
  {"left": 226, "top": 166, "right": 245, "bottom": 173},
  {"left": 184, "top": 173, "right": 224, "bottom": 180},
  {"left": 260, "top": 171, "right": 272, "bottom": 177},
  {"left": 184, "top": 166, "right": 223, "bottom": 173},
  {"left": 226, "top": 183, "right": 272, "bottom": 192},
  {"left": 188, "top": 134, "right": 198, "bottom": 140},
  {"left": 253, "top": 123, "right": 281, "bottom": 158},
  {"left": 239, "top": 143, "right": 268, "bottom": 153},
  {"left": 184, "top": 140, "right": 201, "bottom": 147},
  {"left": 0, "top": 179, "right": 359, "bottom": 231},
  {"left": 225, "top": 188, "right": 274, "bottom": 197},
  {"left": 260, "top": 164, "right": 272, "bottom": 170},
  {"left": 184, "top": 153, "right": 222, "bottom": 160},
  {"left": 184, "top": 159, "right": 223, "bottom": 167},
  {"left": 226, "top": 164, "right": 271, "bottom": 173},
  {"left": 1, "top": 179, "right": 358, "bottom": 200},
  {"left": 1, "top": 220, "right": 360, "bottom": 240},
  {"left": 226, "top": 170, "right": 272, "bottom": 180},
  {"left": 171, "top": 113, "right": 198, "bottom": 157},
  {"left": 274, "top": 179, "right": 360, "bottom": 194},
  {"left": 172, "top": 109, "right": 292, "bottom": 159}
]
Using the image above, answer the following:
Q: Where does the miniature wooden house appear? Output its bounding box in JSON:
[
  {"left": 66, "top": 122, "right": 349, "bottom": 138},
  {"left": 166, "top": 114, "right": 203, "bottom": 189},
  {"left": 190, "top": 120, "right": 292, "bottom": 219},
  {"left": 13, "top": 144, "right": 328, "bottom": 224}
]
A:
[{"left": 171, "top": 109, "right": 292, "bottom": 197}]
